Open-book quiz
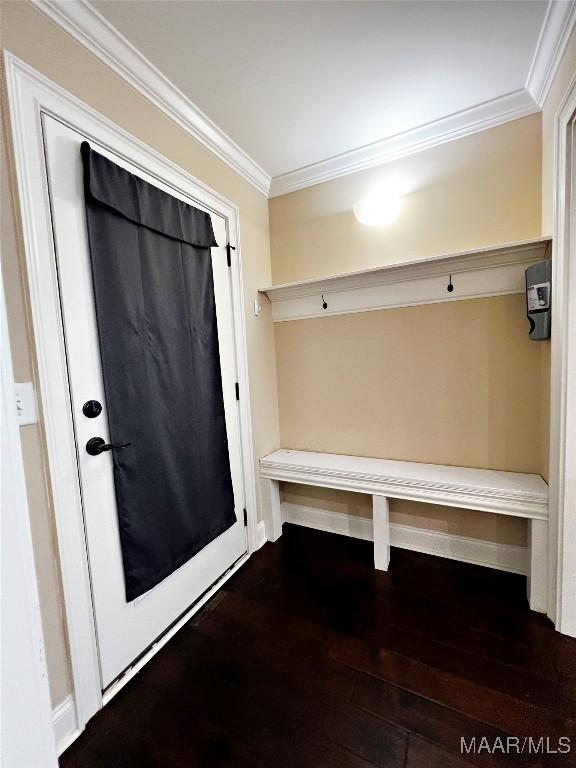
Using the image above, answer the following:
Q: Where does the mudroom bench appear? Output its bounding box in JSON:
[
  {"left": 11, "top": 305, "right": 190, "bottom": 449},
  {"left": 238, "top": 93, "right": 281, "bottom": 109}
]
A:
[{"left": 259, "top": 450, "right": 549, "bottom": 612}]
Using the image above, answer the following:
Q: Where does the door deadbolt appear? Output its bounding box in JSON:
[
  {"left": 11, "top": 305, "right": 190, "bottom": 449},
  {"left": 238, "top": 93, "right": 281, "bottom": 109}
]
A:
[{"left": 83, "top": 400, "right": 102, "bottom": 418}]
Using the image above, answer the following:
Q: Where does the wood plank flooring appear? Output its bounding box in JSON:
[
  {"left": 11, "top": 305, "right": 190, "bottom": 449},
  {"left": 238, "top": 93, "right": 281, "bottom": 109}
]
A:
[{"left": 60, "top": 524, "right": 576, "bottom": 767}]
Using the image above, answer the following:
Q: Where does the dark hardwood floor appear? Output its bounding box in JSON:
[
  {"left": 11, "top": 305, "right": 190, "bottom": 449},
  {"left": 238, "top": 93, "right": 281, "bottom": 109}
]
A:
[{"left": 60, "top": 524, "right": 576, "bottom": 768}]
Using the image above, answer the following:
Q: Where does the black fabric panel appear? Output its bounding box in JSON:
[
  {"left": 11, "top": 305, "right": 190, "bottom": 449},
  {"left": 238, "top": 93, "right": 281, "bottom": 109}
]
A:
[
  {"left": 81, "top": 143, "right": 236, "bottom": 601},
  {"left": 82, "top": 143, "right": 218, "bottom": 248}
]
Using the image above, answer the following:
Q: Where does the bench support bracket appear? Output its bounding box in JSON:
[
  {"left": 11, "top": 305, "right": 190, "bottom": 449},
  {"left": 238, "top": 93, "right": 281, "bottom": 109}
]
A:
[
  {"left": 261, "top": 478, "right": 283, "bottom": 542},
  {"left": 527, "top": 519, "right": 548, "bottom": 613},
  {"left": 373, "top": 495, "right": 390, "bottom": 571}
]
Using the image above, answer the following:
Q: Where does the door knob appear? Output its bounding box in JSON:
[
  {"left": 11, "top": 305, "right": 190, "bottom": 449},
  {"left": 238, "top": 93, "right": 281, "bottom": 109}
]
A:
[{"left": 86, "top": 437, "right": 132, "bottom": 456}]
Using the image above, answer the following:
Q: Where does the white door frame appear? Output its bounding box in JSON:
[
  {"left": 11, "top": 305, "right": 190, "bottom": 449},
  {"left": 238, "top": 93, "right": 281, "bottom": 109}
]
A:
[
  {"left": 4, "top": 51, "right": 259, "bottom": 732},
  {"left": 549, "top": 71, "right": 576, "bottom": 637}
]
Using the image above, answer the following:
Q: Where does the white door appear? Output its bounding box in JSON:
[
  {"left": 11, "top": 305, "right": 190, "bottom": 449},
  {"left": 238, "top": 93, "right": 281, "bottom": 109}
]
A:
[{"left": 41, "top": 114, "right": 247, "bottom": 688}]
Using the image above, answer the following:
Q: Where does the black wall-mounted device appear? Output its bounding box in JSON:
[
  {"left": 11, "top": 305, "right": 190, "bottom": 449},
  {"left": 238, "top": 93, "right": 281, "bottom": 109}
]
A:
[{"left": 525, "top": 260, "right": 551, "bottom": 341}]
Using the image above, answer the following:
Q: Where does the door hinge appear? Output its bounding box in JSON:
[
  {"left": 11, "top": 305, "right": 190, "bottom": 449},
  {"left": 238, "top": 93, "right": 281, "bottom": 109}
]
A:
[
  {"left": 235, "top": 382, "right": 240, "bottom": 400},
  {"left": 243, "top": 508, "right": 248, "bottom": 526},
  {"left": 226, "top": 244, "right": 236, "bottom": 267}
]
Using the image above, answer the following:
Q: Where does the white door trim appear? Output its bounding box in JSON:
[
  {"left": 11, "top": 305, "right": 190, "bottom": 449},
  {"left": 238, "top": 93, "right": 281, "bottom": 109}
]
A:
[
  {"left": 0, "top": 228, "right": 58, "bottom": 765},
  {"left": 4, "top": 50, "right": 259, "bottom": 730},
  {"left": 549, "top": 71, "right": 576, "bottom": 637}
]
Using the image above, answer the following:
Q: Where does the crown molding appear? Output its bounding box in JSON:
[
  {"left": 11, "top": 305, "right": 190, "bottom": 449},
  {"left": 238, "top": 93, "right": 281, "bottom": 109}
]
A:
[
  {"left": 269, "top": 89, "right": 538, "bottom": 197},
  {"left": 31, "top": 0, "right": 271, "bottom": 196},
  {"left": 31, "top": 0, "right": 573, "bottom": 200},
  {"left": 526, "top": 0, "right": 576, "bottom": 107}
]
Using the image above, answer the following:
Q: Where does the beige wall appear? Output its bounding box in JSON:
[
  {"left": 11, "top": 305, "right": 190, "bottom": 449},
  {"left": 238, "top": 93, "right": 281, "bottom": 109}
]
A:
[
  {"left": 269, "top": 114, "right": 542, "bottom": 284},
  {"left": 1, "top": 125, "right": 74, "bottom": 704},
  {"left": 270, "top": 116, "right": 546, "bottom": 545},
  {"left": 1, "top": 0, "right": 279, "bottom": 707},
  {"left": 542, "top": 26, "right": 576, "bottom": 235},
  {"left": 276, "top": 296, "right": 543, "bottom": 473}
]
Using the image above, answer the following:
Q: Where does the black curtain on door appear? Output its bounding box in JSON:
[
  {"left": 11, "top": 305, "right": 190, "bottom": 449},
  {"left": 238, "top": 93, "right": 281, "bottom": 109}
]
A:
[{"left": 81, "top": 143, "right": 236, "bottom": 601}]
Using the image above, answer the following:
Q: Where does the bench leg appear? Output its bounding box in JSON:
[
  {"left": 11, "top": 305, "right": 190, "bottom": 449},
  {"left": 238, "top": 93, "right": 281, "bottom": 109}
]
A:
[
  {"left": 261, "top": 478, "right": 283, "bottom": 542},
  {"left": 373, "top": 495, "right": 390, "bottom": 571},
  {"left": 527, "top": 519, "right": 548, "bottom": 613}
]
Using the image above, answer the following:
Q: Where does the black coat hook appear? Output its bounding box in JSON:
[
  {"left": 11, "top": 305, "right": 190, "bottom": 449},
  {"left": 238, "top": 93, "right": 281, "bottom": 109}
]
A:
[
  {"left": 447, "top": 274, "right": 454, "bottom": 293},
  {"left": 321, "top": 294, "right": 328, "bottom": 309}
]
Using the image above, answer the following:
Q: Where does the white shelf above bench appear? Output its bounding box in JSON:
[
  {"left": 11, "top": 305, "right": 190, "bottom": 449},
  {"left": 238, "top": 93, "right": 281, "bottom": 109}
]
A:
[{"left": 260, "top": 237, "right": 551, "bottom": 322}]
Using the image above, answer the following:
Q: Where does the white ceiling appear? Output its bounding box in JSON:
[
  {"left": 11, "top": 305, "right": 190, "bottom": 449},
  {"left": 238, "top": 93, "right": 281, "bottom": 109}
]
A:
[{"left": 90, "top": 0, "right": 549, "bottom": 183}]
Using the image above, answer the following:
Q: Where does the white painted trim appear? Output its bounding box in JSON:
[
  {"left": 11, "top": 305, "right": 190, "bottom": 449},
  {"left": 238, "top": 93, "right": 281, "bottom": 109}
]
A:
[
  {"left": 53, "top": 696, "right": 80, "bottom": 757},
  {"left": 269, "top": 90, "right": 538, "bottom": 196},
  {"left": 372, "top": 495, "right": 390, "bottom": 571},
  {"left": 260, "top": 451, "right": 548, "bottom": 522},
  {"left": 260, "top": 238, "right": 550, "bottom": 322},
  {"left": 4, "top": 51, "right": 259, "bottom": 732},
  {"left": 548, "top": 71, "right": 576, "bottom": 637},
  {"left": 281, "top": 503, "right": 528, "bottom": 576},
  {"left": 255, "top": 520, "right": 267, "bottom": 550},
  {"left": 261, "top": 477, "right": 283, "bottom": 542},
  {"left": 31, "top": 0, "right": 271, "bottom": 196},
  {"left": 0, "top": 219, "right": 57, "bottom": 764},
  {"left": 283, "top": 501, "right": 374, "bottom": 540},
  {"left": 391, "top": 521, "right": 528, "bottom": 576},
  {"left": 526, "top": 0, "right": 576, "bottom": 108},
  {"left": 528, "top": 520, "right": 549, "bottom": 614}
]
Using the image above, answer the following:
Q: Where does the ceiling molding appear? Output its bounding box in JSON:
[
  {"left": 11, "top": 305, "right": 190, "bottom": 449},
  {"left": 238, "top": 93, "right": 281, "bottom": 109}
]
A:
[
  {"left": 269, "top": 89, "right": 538, "bottom": 197},
  {"left": 526, "top": 0, "right": 576, "bottom": 107},
  {"left": 31, "top": 0, "right": 271, "bottom": 196},
  {"left": 31, "top": 0, "right": 571, "bottom": 200}
]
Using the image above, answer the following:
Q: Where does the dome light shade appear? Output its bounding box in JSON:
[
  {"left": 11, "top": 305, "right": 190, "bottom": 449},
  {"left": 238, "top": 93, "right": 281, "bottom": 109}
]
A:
[{"left": 353, "top": 187, "right": 403, "bottom": 227}]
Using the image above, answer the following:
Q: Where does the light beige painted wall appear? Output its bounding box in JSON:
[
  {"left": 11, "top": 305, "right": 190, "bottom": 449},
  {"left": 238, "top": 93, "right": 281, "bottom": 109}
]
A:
[
  {"left": 542, "top": 26, "right": 576, "bottom": 235},
  {"left": 1, "top": 118, "right": 73, "bottom": 704},
  {"left": 276, "top": 296, "right": 544, "bottom": 473},
  {"left": 1, "top": 0, "right": 279, "bottom": 708},
  {"left": 270, "top": 116, "right": 546, "bottom": 548},
  {"left": 269, "top": 115, "right": 542, "bottom": 285}
]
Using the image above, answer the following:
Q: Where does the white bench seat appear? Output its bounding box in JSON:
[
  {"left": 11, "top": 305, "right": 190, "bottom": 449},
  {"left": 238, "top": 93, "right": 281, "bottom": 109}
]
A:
[{"left": 259, "top": 450, "right": 549, "bottom": 612}]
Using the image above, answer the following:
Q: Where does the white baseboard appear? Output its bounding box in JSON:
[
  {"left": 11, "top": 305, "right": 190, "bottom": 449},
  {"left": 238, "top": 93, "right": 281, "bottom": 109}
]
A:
[
  {"left": 255, "top": 520, "right": 267, "bottom": 550},
  {"left": 284, "top": 502, "right": 373, "bottom": 541},
  {"left": 282, "top": 502, "right": 528, "bottom": 575},
  {"left": 53, "top": 694, "right": 81, "bottom": 755}
]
